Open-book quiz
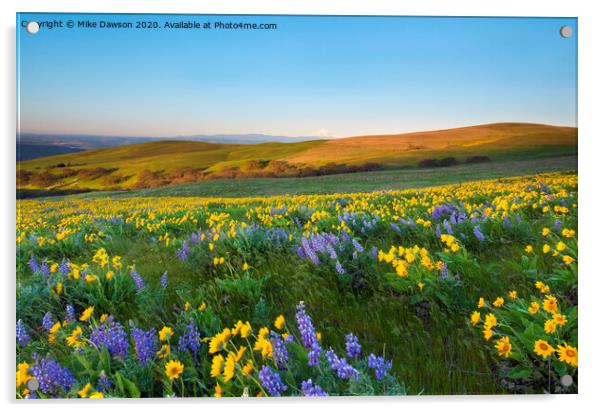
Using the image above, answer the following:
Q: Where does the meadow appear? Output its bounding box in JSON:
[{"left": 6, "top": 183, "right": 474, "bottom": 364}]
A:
[{"left": 16, "top": 170, "right": 578, "bottom": 398}]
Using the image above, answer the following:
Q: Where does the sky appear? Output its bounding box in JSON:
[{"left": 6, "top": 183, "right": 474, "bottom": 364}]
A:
[{"left": 17, "top": 14, "right": 577, "bottom": 138}]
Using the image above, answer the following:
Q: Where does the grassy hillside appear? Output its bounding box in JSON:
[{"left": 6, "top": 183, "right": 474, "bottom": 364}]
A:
[
  {"left": 24, "top": 155, "right": 574, "bottom": 200},
  {"left": 17, "top": 123, "right": 577, "bottom": 191}
]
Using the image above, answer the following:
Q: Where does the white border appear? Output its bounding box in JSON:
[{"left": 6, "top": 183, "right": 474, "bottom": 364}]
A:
[{"left": 2, "top": 1, "right": 601, "bottom": 411}]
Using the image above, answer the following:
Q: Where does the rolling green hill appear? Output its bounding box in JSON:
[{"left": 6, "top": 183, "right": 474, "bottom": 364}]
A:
[{"left": 17, "top": 122, "right": 577, "bottom": 192}]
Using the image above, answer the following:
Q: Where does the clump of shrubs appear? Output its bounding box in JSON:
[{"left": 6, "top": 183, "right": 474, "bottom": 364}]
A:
[{"left": 418, "top": 157, "right": 459, "bottom": 168}]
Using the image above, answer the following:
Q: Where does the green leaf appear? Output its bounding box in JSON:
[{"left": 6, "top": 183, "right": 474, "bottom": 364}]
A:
[{"left": 508, "top": 366, "right": 531, "bottom": 379}]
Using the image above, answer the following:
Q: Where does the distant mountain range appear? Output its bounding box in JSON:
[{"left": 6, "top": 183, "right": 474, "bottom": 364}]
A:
[{"left": 17, "top": 133, "right": 331, "bottom": 161}]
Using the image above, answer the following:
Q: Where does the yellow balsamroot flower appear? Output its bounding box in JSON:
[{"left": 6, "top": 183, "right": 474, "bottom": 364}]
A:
[
  {"left": 234, "top": 346, "right": 247, "bottom": 362},
  {"left": 528, "top": 301, "right": 540, "bottom": 315},
  {"left": 240, "top": 321, "right": 252, "bottom": 338},
  {"left": 209, "top": 328, "right": 231, "bottom": 354},
  {"left": 198, "top": 302, "right": 207, "bottom": 312},
  {"left": 242, "top": 262, "right": 249, "bottom": 271},
  {"left": 494, "top": 336, "right": 512, "bottom": 358},
  {"left": 214, "top": 383, "right": 222, "bottom": 398},
  {"left": 484, "top": 313, "right": 497, "bottom": 329},
  {"left": 493, "top": 297, "right": 504, "bottom": 308},
  {"left": 544, "top": 319, "right": 557, "bottom": 334},
  {"left": 274, "top": 315, "right": 285, "bottom": 330},
  {"left": 223, "top": 353, "right": 236, "bottom": 382},
  {"left": 210, "top": 354, "right": 224, "bottom": 377},
  {"left": 478, "top": 297, "right": 486, "bottom": 308},
  {"left": 543, "top": 244, "right": 551, "bottom": 254},
  {"left": 482, "top": 328, "right": 493, "bottom": 341},
  {"left": 85, "top": 274, "right": 97, "bottom": 283},
  {"left": 105, "top": 271, "right": 114, "bottom": 281},
  {"left": 525, "top": 245, "right": 533, "bottom": 253},
  {"left": 159, "top": 326, "right": 174, "bottom": 341},
  {"left": 165, "top": 360, "right": 184, "bottom": 380},
  {"left": 89, "top": 392, "right": 104, "bottom": 398},
  {"left": 50, "top": 263, "right": 59, "bottom": 273},
  {"left": 553, "top": 313, "right": 568, "bottom": 327},
  {"left": 16, "top": 362, "right": 32, "bottom": 388},
  {"left": 66, "top": 326, "right": 85, "bottom": 348},
  {"left": 55, "top": 282, "right": 63, "bottom": 295},
  {"left": 99, "top": 314, "right": 108, "bottom": 323},
  {"left": 556, "top": 241, "right": 567, "bottom": 252},
  {"left": 242, "top": 359, "right": 254, "bottom": 376},
  {"left": 542, "top": 295, "right": 558, "bottom": 314},
  {"left": 395, "top": 262, "right": 408, "bottom": 277},
  {"left": 542, "top": 227, "right": 551, "bottom": 236},
  {"left": 556, "top": 343, "right": 578, "bottom": 367},
  {"left": 79, "top": 306, "right": 94, "bottom": 322},
  {"left": 534, "top": 339, "right": 555, "bottom": 359},
  {"left": 562, "top": 228, "right": 575, "bottom": 238},
  {"left": 418, "top": 281, "right": 425, "bottom": 292},
  {"left": 254, "top": 336, "right": 273, "bottom": 358},
  {"left": 48, "top": 321, "right": 61, "bottom": 342},
  {"left": 508, "top": 290, "right": 517, "bottom": 300},
  {"left": 470, "top": 311, "right": 481, "bottom": 326},
  {"left": 157, "top": 344, "right": 170, "bottom": 359},
  {"left": 78, "top": 383, "right": 92, "bottom": 398},
  {"left": 563, "top": 255, "right": 575, "bottom": 265}
]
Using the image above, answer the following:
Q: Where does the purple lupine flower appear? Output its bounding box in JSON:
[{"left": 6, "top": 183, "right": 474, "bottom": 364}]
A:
[
  {"left": 42, "top": 312, "right": 54, "bottom": 333},
  {"left": 555, "top": 219, "right": 563, "bottom": 230},
  {"left": 177, "top": 241, "right": 189, "bottom": 261},
  {"left": 325, "top": 348, "right": 360, "bottom": 380},
  {"left": 439, "top": 262, "right": 449, "bottom": 280},
  {"left": 341, "top": 230, "right": 350, "bottom": 242},
  {"left": 177, "top": 318, "right": 200, "bottom": 357},
  {"left": 389, "top": 222, "right": 401, "bottom": 234},
  {"left": 301, "top": 379, "right": 328, "bottom": 396},
  {"left": 28, "top": 256, "right": 39, "bottom": 274},
  {"left": 443, "top": 219, "right": 454, "bottom": 235},
  {"left": 435, "top": 224, "right": 442, "bottom": 238},
  {"left": 16, "top": 319, "right": 30, "bottom": 346},
  {"left": 295, "top": 302, "right": 322, "bottom": 366},
  {"left": 308, "top": 342, "right": 322, "bottom": 367},
  {"left": 160, "top": 271, "right": 168, "bottom": 289},
  {"left": 131, "top": 327, "right": 158, "bottom": 366},
  {"left": 326, "top": 244, "right": 338, "bottom": 260},
  {"left": 98, "top": 372, "right": 111, "bottom": 393},
  {"left": 270, "top": 332, "right": 289, "bottom": 370},
  {"left": 503, "top": 216, "right": 512, "bottom": 228},
  {"left": 345, "top": 333, "right": 361, "bottom": 359},
  {"left": 295, "top": 302, "right": 318, "bottom": 348},
  {"left": 130, "top": 266, "right": 145, "bottom": 291},
  {"left": 90, "top": 317, "right": 129, "bottom": 359},
  {"left": 335, "top": 261, "right": 345, "bottom": 275},
  {"left": 367, "top": 353, "right": 393, "bottom": 380},
  {"left": 65, "top": 305, "right": 76, "bottom": 322},
  {"left": 352, "top": 239, "right": 364, "bottom": 253},
  {"left": 473, "top": 225, "right": 485, "bottom": 241},
  {"left": 39, "top": 261, "right": 50, "bottom": 278},
  {"left": 371, "top": 246, "right": 378, "bottom": 260},
  {"left": 258, "top": 365, "right": 287, "bottom": 396},
  {"left": 59, "top": 260, "right": 70, "bottom": 276},
  {"left": 29, "top": 353, "right": 76, "bottom": 396}
]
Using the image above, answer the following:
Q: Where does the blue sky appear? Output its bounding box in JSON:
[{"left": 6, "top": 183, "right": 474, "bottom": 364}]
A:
[{"left": 17, "top": 14, "right": 577, "bottom": 138}]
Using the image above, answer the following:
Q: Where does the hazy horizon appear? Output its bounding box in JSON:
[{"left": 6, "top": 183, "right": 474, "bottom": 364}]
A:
[{"left": 18, "top": 14, "right": 577, "bottom": 138}]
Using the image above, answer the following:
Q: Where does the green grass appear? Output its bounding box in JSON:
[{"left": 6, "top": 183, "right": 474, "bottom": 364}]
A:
[{"left": 73, "top": 155, "right": 577, "bottom": 199}]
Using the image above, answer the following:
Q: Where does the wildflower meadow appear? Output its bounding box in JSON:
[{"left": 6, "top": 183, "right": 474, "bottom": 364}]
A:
[{"left": 16, "top": 172, "right": 578, "bottom": 397}]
